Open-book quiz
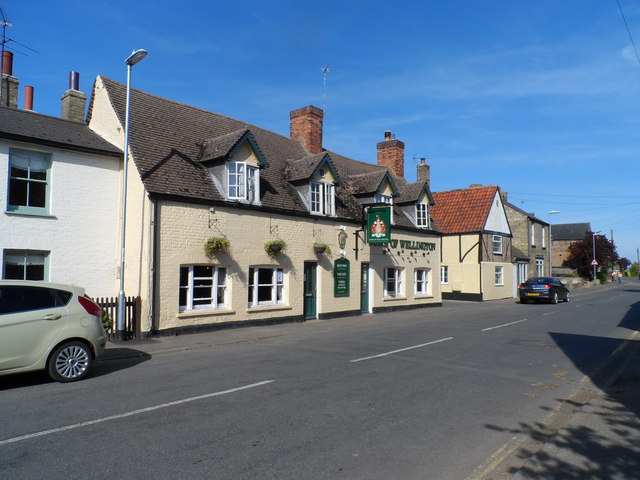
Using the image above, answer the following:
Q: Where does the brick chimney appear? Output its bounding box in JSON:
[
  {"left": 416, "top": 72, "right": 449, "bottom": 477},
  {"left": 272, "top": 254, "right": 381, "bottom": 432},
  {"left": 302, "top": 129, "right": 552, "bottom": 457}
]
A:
[
  {"left": 290, "top": 105, "right": 324, "bottom": 154},
  {"left": 377, "top": 130, "right": 405, "bottom": 178},
  {"left": 61, "top": 71, "right": 87, "bottom": 123},
  {"left": 1, "top": 51, "right": 19, "bottom": 108},
  {"left": 417, "top": 157, "right": 430, "bottom": 184}
]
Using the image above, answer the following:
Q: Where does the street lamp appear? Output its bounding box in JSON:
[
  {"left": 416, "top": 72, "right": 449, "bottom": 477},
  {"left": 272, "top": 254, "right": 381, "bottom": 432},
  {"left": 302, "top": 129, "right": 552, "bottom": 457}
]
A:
[
  {"left": 548, "top": 210, "right": 560, "bottom": 276},
  {"left": 592, "top": 231, "right": 602, "bottom": 284},
  {"left": 117, "top": 49, "right": 147, "bottom": 342}
]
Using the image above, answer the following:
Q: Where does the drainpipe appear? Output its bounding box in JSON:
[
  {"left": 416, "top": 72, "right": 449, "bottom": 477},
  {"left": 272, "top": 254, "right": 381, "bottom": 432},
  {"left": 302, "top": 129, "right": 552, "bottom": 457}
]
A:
[{"left": 150, "top": 194, "right": 159, "bottom": 334}]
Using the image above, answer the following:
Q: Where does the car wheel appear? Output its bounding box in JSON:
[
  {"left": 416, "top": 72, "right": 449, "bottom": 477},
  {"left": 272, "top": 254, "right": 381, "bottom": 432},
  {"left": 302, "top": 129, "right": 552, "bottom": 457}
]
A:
[
  {"left": 551, "top": 292, "right": 558, "bottom": 304},
  {"left": 47, "top": 341, "right": 93, "bottom": 382},
  {"left": 520, "top": 297, "right": 528, "bottom": 304},
  {"left": 564, "top": 292, "right": 570, "bottom": 303}
]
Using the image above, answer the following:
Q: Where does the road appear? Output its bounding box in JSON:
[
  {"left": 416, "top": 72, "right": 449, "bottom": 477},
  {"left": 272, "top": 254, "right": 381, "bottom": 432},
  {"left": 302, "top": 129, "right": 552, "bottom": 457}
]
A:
[{"left": 1, "top": 281, "right": 639, "bottom": 479}]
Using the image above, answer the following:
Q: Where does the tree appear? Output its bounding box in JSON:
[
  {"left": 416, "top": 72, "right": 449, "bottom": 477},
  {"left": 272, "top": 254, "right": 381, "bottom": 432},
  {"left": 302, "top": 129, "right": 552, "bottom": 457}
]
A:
[
  {"left": 563, "top": 232, "right": 619, "bottom": 280},
  {"left": 619, "top": 257, "right": 631, "bottom": 272},
  {"left": 629, "top": 262, "right": 639, "bottom": 278}
]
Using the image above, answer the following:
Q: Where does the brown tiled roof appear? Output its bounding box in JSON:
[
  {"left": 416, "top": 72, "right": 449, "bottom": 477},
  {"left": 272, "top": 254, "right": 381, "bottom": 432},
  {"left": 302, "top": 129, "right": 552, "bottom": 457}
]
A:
[
  {"left": 286, "top": 153, "right": 330, "bottom": 183},
  {"left": 431, "top": 185, "right": 498, "bottom": 234},
  {"left": 0, "top": 106, "right": 121, "bottom": 156},
  {"left": 396, "top": 182, "right": 434, "bottom": 205},
  {"left": 199, "top": 128, "right": 251, "bottom": 162},
  {"left": 89, "top": 76, "right": 438, "bottom": 232}
]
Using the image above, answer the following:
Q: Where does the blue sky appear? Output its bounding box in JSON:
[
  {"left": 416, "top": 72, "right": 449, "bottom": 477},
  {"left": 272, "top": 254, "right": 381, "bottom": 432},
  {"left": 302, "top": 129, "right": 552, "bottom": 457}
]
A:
[{"left": 4, "top": 0, "right": 640, "bottom": 262}]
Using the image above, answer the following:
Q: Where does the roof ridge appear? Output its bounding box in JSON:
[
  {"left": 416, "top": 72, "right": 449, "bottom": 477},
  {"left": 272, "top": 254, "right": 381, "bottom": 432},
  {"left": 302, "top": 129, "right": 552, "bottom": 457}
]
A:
[
  {"left": 432, "top": 184, "right": 498, "bottom": 195},
  {"left": 98, "top": 75, "right": 311, "bottom": 149}
]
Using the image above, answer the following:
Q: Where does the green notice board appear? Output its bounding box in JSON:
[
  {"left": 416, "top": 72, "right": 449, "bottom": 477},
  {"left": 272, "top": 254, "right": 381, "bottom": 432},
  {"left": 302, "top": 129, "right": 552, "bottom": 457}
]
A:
[{"left": 334, "top": 257, "right": 350, "bottom": 297}]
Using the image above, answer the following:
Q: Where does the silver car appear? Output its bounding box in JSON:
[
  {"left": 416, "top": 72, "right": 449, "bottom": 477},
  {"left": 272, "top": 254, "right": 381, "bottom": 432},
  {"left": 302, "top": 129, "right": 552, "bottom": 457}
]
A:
[{"left": 0, "top": 280, "right": 107, "bottom": 382}]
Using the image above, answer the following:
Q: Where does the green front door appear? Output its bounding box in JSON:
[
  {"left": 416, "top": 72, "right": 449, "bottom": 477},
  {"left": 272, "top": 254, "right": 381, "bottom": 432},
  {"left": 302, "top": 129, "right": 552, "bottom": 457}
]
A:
[
  {"left": 360, "top": 263, "right": 369, "bottom": 314},
  {"left": 303, "top": 262, "right": 317, "bottom": 320}
]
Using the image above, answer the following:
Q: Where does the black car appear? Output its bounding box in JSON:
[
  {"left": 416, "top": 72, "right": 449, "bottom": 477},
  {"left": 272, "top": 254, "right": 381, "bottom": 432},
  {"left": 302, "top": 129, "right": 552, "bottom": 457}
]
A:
[{"left": 518, "top": 277, "right": 570, "bottom": 304}]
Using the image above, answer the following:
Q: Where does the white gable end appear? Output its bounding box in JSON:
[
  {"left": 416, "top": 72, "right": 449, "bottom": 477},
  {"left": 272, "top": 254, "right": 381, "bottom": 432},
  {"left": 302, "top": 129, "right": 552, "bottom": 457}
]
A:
[{"left": 484, "top": 191, "right": 511, "bottom": 234}]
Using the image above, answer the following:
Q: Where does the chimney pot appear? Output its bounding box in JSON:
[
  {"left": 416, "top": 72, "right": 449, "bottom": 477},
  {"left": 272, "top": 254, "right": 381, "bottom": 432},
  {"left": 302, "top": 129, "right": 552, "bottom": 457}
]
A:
[
  {"left": 24, "top": 86, "right": 34, "bottom": 110},
  {"left": 2, "top": 50, "right": 13, "bottom": 76},
  {"left": 69, "top": 71, "right": 80, "bottom": 91}
]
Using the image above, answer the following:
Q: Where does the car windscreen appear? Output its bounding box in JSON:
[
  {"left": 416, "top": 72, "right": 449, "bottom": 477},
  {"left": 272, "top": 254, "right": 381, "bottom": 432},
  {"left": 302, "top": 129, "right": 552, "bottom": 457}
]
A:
[{"left": 0, "top": 286, "right": 73, "bottom": 314}]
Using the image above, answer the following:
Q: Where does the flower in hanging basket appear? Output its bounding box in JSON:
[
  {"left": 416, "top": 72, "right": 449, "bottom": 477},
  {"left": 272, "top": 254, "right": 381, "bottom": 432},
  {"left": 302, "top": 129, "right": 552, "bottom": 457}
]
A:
[
  {"left": 265, "top": 240, "right": 286, "bottom": 257},
  {"left": 204, "top": 237, "right": 230, "bottom": 258},
  {"left": 313, "top": 242, "right": 331, "bottom": 255}
]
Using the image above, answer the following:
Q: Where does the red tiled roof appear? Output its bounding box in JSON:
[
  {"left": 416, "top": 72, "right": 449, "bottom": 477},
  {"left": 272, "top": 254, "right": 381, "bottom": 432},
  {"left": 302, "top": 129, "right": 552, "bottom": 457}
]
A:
[{"left": 430, "top": 185, "right": 498, "bottom": 234}]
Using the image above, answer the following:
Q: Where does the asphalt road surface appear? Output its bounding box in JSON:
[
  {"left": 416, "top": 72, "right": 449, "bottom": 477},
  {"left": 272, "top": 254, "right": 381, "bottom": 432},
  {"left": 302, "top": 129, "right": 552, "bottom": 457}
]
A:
[{"left": 1, "top": 280, "right": 639, "bottom": 479}]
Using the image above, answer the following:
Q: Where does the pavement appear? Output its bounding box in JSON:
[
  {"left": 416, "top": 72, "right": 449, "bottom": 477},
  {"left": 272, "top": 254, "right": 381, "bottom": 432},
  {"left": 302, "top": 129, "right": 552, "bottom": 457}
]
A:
[{"left": 103, "top": 279, "right": 640, "bottom": 480}]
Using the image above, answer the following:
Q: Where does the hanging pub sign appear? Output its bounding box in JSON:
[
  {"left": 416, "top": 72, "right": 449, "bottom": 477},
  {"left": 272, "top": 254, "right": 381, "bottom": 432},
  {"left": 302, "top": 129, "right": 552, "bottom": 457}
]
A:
[
  {"left": 334, "top": 257, "right": 350, "bottom": 297},
  {"left": 366, "top": 206, "right": 391, "bottom": 244}
]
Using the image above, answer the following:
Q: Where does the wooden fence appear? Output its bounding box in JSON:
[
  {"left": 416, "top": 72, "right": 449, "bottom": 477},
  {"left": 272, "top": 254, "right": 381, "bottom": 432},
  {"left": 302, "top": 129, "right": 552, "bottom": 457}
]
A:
[{"left": 95, "top": 295, "right": 142, "bottom": 341}]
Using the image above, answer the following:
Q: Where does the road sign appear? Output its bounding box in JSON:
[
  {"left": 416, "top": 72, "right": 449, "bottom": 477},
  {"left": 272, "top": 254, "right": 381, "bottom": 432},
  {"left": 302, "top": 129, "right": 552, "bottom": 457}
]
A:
[{"left": 591, "top": 259, "right": 599, "bottom": 266}]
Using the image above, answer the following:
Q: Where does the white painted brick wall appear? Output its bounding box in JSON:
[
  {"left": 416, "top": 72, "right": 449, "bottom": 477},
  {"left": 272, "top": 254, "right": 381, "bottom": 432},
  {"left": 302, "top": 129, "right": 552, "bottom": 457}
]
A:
[{"left": 0, "top": 141, "right": 120, "bottom": 297}]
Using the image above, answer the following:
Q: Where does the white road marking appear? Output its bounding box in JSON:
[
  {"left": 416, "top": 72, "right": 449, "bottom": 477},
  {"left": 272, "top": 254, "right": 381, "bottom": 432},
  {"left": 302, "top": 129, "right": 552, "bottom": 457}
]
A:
[
  {"left": 481, "top": 319, "right": 528, "bottom": 332},
  {"left": 542, "top": 311, "right": 557, "bottom": 316},
  {"left": 0, "top": 380, "right": 275, "bottom": 447},
  {"left": 350, "top": 337, "right": 453, "bottom": 363}
]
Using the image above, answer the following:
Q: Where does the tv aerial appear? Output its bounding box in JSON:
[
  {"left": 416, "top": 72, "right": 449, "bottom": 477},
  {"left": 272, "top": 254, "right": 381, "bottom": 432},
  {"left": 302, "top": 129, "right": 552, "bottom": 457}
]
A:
[{"left": 1, "top": 7, "right": 39, "bottom": 56}]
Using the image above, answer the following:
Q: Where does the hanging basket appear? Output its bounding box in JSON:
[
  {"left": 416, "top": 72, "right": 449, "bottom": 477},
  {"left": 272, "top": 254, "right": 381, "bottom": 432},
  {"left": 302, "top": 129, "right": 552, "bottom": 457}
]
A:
[
  {"left": 204, "top": 237, "right": 230, "bottom": 258},
  {"left": 265, "top": 240, "right": 286, "bottom": 257},
  {"left": 313, "top": 243, "right": 331, "bottom": 255}
]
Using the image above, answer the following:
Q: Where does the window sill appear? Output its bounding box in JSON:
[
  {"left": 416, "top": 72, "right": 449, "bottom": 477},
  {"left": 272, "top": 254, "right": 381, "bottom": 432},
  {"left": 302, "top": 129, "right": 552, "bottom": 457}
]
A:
[
  {"left": 178, "top": 309, "right": 235, "bottom": 319},
  {"left": 383, "top": 296, "right": 406, "bottom": 301},
  {"left": 414, "top": 295, "right": 434, "bottom": 299},
  {"left": 247, "top": 305, "right": 292, "bottom": 313},
  {"left": 5, "top": 211, "right": 57, "bottom": 219}
]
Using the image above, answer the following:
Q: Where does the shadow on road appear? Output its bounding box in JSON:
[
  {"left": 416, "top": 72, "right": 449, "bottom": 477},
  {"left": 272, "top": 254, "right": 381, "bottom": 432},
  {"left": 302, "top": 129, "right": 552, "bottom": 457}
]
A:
[
  {"left": 483, "top": 299, "right": 640, "bottom": 479},
  {"left": 0, "top": 347, "right": 151, "bottom": 390}
]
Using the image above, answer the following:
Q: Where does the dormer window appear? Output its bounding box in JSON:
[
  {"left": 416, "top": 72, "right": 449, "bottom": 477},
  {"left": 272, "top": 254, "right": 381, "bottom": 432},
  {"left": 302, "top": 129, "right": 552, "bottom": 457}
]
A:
[
  {"left": 310, "top": 181, "right": 335, "bottom": 216},
  {"left": 228, "top": 161, "right": 259, "bottom": 203},
  {"left": 415, "top": 203, "right": 429, "bottom": 228}
]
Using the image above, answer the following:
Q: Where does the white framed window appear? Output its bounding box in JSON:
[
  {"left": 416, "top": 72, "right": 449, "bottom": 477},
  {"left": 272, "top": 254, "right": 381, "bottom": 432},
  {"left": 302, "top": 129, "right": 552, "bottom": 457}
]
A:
[
  {"left": 492, "top": 234, "right": 503, "bottom": 254},
  {"left": 541, "top": 227, "right": 546, "bottom": 248},
  {"left": 309, "top": 182, "right": 335, "bottom": 216},
  {"left": 536, "top": 259, "right": 544, "bottom": 276},
  {"left": 384, "top": 267, "right": 403, "bottom": 297},
  {"left": 414, "top": 268, "right": 431, "bottom": 296},
  {"left": 248, "top": 267, "right": 285, "bottom": 306},
  {"left": 179, "top": 265, "right": 227, "bottom": 312},
  {"left": 441, "top": 265, "right": 449, "bottom": 284},
  {"left": 530, "top": 224, "right": 536, "bottom": 246},
  {"left": 495, "top": 266, "right": 504, "bottom": 286},
  {"left": 375, "top": 193, "right": 392, "bottom": 205},
  {"left": 3, "top": 250, "right": 49, "bottom": 280},
  {"left": 8, "top": 149, "right": 51, "bottom": 215},
  {"left": 415, "top": 203, "right": 429, "bottom": 228},
  {"left": 227, "top": 162, "right": 259, "bottom": 202}
]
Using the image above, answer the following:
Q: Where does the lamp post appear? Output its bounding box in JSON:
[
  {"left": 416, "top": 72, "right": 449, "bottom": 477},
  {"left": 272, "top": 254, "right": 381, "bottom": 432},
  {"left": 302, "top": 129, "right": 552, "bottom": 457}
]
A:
[
  {"left": 548, "top": 210, "right": 560, "bottom": 276},
  {"left": 592, "top": 231, "right": 601, "bottom": 284},
  {"left": 117, "top": 49, "right": 147, "bottom": 342}
]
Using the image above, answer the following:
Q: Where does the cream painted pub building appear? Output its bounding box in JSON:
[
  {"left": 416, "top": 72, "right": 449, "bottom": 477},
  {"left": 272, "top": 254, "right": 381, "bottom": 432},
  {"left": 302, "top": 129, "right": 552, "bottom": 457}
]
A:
[{"left": 87, "top": 77, "right": 442, "bottom": 335}]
